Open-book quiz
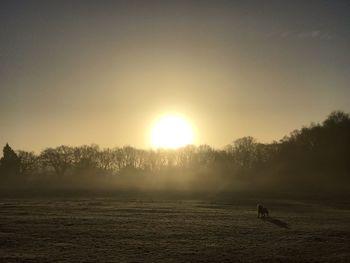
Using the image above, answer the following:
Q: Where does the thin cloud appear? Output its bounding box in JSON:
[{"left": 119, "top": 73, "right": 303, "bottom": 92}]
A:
[{"left": 264, "top": 30, "right": 333, "bottom": 40}]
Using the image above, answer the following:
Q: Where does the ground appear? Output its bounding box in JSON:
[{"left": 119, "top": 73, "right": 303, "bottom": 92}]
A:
[{"left": 0, "top": 195, "right": 349, "bottom": 262}]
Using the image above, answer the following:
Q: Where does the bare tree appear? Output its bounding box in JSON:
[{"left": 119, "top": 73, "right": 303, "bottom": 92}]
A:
[
  {"left": 17, "top": 151, "right": 38, "bottom": 177},
  {"left": 40, "top": 146, "right": 74, "bottom": 176}
]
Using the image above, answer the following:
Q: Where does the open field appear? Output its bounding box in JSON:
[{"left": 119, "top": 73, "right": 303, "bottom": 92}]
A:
[{"left": 0, "top": 196, "right": 349, "bottom": 263}]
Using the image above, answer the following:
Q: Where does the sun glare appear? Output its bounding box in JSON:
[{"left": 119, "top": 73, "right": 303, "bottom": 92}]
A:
[{"left": 151, "top": 115, "right": 194, "bottom": 149}]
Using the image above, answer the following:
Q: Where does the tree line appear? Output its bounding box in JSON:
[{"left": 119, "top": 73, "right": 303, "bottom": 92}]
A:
[{"left": 1, "top": 111, "right": 349, "bottom": 193}]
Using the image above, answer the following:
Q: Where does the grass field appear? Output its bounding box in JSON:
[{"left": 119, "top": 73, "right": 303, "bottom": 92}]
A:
[{"left": 0, "top": 196, "right": 349, "bottom": 262}]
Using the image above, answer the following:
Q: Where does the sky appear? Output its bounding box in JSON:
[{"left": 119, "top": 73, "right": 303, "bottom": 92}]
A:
[{"left": 1, "top": 0, "right": 350, "bottom": 152}]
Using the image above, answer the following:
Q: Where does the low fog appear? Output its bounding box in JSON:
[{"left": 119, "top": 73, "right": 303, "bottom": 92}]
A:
[{"left": 1, "top": 111, "right": 349, "bottom": 196}]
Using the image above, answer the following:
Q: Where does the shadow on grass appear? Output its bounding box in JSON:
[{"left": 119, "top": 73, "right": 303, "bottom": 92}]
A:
[{"left": 262, "top": 217, "right": 289, "bottom": 229}]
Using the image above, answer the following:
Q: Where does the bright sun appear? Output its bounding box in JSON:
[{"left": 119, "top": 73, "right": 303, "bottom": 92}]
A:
[{"left": 151, "top": 115, "right": 194, "bottom": 149}]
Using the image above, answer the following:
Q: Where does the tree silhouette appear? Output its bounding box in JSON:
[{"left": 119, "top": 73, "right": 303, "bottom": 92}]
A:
[
  {"left": 18, "top": 151, "right": 38, "bottom": 177},
  {"left": 0, "top": 110, "right": 349, "bottom": 194},
  {"left": 226, "top": 137, "right": 259, "bottom": 169},
  {"left": 40, "top": 146, "right": 74, "bottom": 176},
  {"left": 0, "top": 143, "right": 21, "bottom": 181}
]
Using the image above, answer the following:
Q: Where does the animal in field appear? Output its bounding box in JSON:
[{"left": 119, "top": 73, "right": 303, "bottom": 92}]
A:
[
  {"left": 261, "top": 207, "right": 269, "bottom": 217},
  {"left": 257, "top": 204, "right": 269, "bottom": 218},
  {"left": 257, "top": 204, "right": 263, "bottom": 218}
]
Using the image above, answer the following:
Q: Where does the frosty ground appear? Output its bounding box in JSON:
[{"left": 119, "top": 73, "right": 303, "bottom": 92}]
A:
[{"left": 0, "top": 196, "right": 349, "bottom": 262}]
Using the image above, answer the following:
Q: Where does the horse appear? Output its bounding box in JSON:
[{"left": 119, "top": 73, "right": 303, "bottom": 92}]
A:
[
  {"left": 257, "top": 204, "right": 269, "bottom": 218},
  {"left": 257, "top": 204, "right": 263, "bottom": 218},
  {"left": 261, "top": 207, "right": 269, "bottom": 217}
]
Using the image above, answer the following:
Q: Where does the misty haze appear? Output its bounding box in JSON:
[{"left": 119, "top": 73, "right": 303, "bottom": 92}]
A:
[{"left": 1, "top": 1, "right": 350, "bottom": 263}]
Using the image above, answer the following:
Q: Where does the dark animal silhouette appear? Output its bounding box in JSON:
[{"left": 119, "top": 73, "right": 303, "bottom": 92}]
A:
[
  {"left": 261, "top": 207, "right": 269, "bottom": 217},
  {"left": 257, "top": 204, "right": 263, "bottom": 217},
  {"left": 257, "top": 204, "right": 269, "bottom": 218}
]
